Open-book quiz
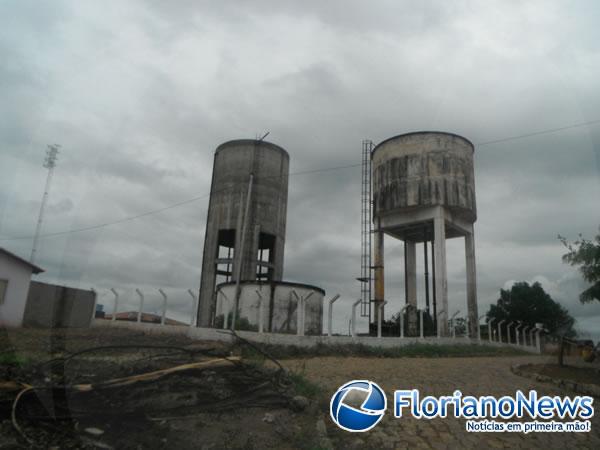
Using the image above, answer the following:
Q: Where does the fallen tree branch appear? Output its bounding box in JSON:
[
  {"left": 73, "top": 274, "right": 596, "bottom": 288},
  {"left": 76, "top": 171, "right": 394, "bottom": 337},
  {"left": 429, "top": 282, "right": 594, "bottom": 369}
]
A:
[
  {"left": 6, "top": 341, "right": 293, "bottom": 446},
  {"left": 72, "top": 357, "right": 240, "bottom": 392},
  {"left": 0, "top": 381, "right": 28, "bottom": 393}
]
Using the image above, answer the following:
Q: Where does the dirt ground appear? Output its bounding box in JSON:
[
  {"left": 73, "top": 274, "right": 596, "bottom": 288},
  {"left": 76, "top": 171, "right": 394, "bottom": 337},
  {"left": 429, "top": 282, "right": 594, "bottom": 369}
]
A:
[
  {"left": 520, "top": 363, "right": 600, "bottom": 386},
  {"left": 0, "top": 327, "right": 324, "bottom": 449},
  {"left": 1, "top": 327, "right": 599, "bottom": 449}
]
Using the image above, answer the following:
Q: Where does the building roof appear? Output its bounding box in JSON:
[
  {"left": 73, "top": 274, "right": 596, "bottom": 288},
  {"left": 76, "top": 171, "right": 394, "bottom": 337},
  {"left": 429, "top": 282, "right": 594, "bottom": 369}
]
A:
[
  {"left": 215, "top": 139, "right": 290, "bottom": 159},
  {"left": 0, "top": 247, "right": 44, "bottom": 274},
  {"left": 371, "top": 131, "right": 475, "bottom": 157},
  {"left": 103, "top": 311, "right": 187, "bottom": 326}
]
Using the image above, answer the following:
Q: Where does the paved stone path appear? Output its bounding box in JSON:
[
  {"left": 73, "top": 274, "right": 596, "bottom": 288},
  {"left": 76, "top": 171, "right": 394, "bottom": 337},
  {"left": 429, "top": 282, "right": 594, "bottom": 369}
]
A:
[{"left": 285, "top": 355, "right": 600, "bottom": 449}]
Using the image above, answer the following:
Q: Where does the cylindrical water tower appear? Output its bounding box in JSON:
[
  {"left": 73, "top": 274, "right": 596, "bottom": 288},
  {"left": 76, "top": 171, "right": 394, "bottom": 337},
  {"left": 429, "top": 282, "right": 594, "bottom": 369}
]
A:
[
  {"left": 197, "top": 139, "right": 289, "bottom": 327},
  {"left": 371, "top": 132, "right": 478, "bottom": 337},
  {"left": 215, "top": 281, "right": 324, "bottom": 335}
]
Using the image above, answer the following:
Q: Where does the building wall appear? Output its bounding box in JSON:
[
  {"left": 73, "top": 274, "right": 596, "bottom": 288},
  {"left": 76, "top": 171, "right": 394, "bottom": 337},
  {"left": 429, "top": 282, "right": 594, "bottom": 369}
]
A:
[
  {"left": 216, "top": 281, "right": 324, "bottom": 335},
  {"left": 22, "top": 281, "right": 96, "bottom": 328},
  {"left": 0, "top": 256, "right": 34, "bottom": 327}
]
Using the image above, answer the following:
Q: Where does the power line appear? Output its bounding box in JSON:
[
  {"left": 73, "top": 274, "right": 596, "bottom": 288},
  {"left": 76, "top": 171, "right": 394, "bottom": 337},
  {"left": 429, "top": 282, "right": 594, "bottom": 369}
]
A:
[
  {"left": 476, "top": 119, "right": 600, "bottom": 146},
  {"left": 2, "top": 118, "right": 598, "bottom": 243},
  {"left": 0, "top": 163, "right": 362, "bottom": 242},
  {"left": 0, "top": 193, "right": 211, "bottom": 241}
]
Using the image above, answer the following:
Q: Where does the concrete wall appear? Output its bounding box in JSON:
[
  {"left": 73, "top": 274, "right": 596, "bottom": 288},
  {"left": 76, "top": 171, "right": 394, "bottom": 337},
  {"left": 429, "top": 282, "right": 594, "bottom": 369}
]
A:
[
  {"left": 216, "top": 281, "right": 324, "bottom": 335},
  {"left": 0, "top": 255, "right": 34, "bottom": 327},
  {"left": 93, "top": 319, "right": 541, "bottom": 354},
  {"left": 22, "top": 281, "right": 96, "bottom": 328}
]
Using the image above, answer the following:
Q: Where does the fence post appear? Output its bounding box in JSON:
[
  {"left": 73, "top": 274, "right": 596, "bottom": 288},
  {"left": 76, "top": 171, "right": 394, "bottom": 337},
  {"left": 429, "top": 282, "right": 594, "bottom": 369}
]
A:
[
  {"left": 90, "top": 288, "right": 97, "bottom": 323},
  {"left": 535, "top": 328, "right": 542, "bottom": 353},
  {"left": 136, "top": 289, "right": 144, "bottom": 323},
  {"left": 219, "top": 290, "right": 230, "bottom": 330},
  {"left": 477, "top": 314, "right": 485, "bottom": 341},
  {"left": 488, "top": 318, "right": 495, "bottom": 343},
  {"left": 159, "top": 289, "right": 167, "bottom": 325},
  {"left": 419, "top": 309, "right": 424, "bottom": 338},
  {"left": 111, "top": 288, "right": 119, "bottom": 321},
  {"left": 187, "top": 289, "right": 197, "bottom": 327},
  {"left": 351, "top": 299, "right": 361, "bottom": 337},
  {"left": 507, "top": 322, "right": 515, "bottom": 344},
  {"left": 327, "top": 294, "right": 340, "bottom": 337},
  {"left": 450, "top": 311, "right": 460, "bottom": 339},
  {"left": 497, "top": 319, "right": 506, "bottom": 343},
  {"left": 522, "top": 326, "right": 529, "bottom": 346},
  {"left": 399, "top": 311, "right": 404, "bottom": 338},
  {"left": 515, "top": 322, "right": 522, "bottom": 346}
]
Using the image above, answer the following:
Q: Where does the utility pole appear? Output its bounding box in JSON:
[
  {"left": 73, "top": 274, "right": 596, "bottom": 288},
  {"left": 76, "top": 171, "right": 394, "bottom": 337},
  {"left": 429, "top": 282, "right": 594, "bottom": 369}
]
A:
[{"left": 31, "top": 144, "right": 60, "bottom": 264}]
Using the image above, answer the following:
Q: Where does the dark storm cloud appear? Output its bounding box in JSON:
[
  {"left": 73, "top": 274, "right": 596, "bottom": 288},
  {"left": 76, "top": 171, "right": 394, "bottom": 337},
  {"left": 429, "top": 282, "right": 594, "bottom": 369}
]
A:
[{"left": 1, "top": 0, "right": 599, "bottom": 337}]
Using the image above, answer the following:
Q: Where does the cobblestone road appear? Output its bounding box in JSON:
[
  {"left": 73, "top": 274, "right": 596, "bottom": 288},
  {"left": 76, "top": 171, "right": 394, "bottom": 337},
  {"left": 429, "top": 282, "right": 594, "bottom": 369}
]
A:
[{"left": 286, "top": 355, "right": 600, "bottom": 449}]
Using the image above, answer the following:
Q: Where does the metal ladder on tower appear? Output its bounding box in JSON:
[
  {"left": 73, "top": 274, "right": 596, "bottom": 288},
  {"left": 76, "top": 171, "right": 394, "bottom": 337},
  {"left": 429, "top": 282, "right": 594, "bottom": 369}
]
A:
[{"left": 357, "top": 139, "right": 373, "bottom": 320}]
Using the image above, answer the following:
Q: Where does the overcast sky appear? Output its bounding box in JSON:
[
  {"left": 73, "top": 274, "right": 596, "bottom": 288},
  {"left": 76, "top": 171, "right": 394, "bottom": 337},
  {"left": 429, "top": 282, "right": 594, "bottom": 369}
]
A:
[{"left": 1, "top": 0, "right": 599, "bottom": 338}]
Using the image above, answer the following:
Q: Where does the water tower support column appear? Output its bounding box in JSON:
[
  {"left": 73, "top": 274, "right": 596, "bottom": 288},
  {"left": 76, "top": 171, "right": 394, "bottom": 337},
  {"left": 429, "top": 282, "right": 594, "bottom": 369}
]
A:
[
  {"left": 433, "top": 208, "right": 448, "bottom": 336},
  {"left": 373, "top": 219, "right": 385, "bottom": 324},
  {"left": 465, "top": 225, "right": 478, "bottom": 338},
  {"left": 405, "top": 241, "right": 417, "bottom": 307}
]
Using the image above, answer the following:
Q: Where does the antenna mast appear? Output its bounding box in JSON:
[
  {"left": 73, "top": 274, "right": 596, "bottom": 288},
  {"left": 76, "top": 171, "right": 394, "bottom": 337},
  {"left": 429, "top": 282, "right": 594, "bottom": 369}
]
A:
[{"left": 30, "top": 144, "right": 60, "bottom": 264}]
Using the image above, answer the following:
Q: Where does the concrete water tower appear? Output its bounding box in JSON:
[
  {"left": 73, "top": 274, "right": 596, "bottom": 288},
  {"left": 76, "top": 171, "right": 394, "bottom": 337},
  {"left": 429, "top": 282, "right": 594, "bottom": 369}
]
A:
[
  {"left": 371, "top": 131, "right": 478, "bottom": 337},
  {"left": 197, "top": 139, "right": 289, "bottom": 327}
]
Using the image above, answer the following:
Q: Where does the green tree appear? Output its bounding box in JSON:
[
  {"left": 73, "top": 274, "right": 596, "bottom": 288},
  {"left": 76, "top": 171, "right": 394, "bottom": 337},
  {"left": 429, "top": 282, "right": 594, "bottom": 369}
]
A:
[
  {"left": 559, "top": 229, "right": 600, "bottom": 303},
  {"left": 486, "top": 281, "right": 576, "bottom": 337}
]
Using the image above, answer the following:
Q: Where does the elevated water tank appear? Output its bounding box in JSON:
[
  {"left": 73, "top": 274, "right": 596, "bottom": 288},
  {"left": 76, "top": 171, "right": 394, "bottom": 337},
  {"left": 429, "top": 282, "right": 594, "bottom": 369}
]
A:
[
  {"left": 370, "top": 131, "right": 479, "bottom": 338},
  {"left": 372, "top": 132, "right": 476, "bottom": 225}
]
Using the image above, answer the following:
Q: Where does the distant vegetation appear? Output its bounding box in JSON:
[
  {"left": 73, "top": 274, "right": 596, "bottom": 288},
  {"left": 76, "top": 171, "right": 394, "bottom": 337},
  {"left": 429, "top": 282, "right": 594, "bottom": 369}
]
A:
[
  {"left": 486, "top": 281, "right": 576, "bottom": 338},
  {"left": 560, "top": 228, "right": 600, "bottom": 304}
]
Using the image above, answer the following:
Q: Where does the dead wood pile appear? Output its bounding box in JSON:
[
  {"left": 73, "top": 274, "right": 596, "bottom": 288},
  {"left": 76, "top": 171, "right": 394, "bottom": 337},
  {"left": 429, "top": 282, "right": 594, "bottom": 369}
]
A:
[{"left": 0, "top": 331, "right": 298, "bottom": 448}]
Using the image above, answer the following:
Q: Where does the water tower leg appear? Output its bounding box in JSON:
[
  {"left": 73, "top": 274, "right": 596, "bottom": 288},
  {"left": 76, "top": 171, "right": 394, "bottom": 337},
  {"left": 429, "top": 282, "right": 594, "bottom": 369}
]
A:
[
  {"left": 405, "top": 241, "right": 417, "bottom": 308},
  {"left": 373, "top": 219, "right": 385, "bottom": 327},
  {"left": 405, "top": 240, "right": 418, "bottom": 336},
  {"left": 465, "top": 227, "right": 478, "bottom": 338},
  {"left": 433, "top": 209, "right": 448, "bottom": 337}
]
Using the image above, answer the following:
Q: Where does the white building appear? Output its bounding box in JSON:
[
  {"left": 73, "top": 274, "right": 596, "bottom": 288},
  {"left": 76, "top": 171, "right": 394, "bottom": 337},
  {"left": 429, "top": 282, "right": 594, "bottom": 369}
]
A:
[{"left": 0, "top": 248, "right": 44, "bottom": 327}]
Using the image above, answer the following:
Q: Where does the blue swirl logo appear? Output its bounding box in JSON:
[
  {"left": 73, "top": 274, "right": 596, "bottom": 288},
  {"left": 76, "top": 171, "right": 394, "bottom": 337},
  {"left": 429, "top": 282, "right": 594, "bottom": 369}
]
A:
[{"left": 330, "top": 380, "right": 387, "bottom": 432}]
